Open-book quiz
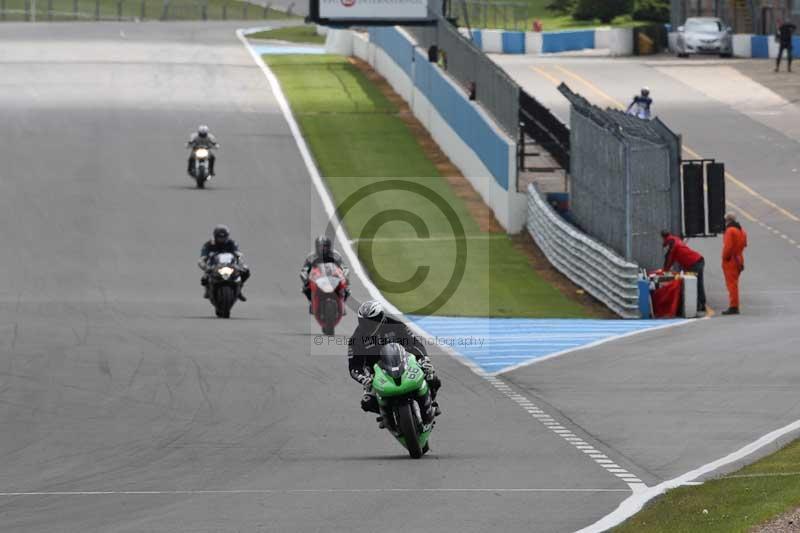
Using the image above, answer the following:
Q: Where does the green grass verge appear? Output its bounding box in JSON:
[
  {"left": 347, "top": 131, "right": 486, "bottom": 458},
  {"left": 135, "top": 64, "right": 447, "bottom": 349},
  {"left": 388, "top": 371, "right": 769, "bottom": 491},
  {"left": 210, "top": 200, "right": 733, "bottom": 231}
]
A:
[
  {"left": 615, "top": 439, "right": 800, "bottom": 533},
  {"left": 248, "top": 25, "right": 325, "bottom": 44},
  {"left": 0, "top": 0, "right": 294, "bottom": 21},
  {"left": 266, "top": 54, "right": 590, "bottom": 318},
  {"left": 460, "top": 0, "right": 655, "bottom": 31}
]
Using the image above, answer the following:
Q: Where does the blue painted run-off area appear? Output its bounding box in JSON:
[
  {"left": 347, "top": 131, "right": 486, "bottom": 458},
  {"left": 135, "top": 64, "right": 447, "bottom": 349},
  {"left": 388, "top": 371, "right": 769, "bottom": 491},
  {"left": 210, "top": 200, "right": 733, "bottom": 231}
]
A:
[{"left": 409, "top": 315, "right": 684, "bottom": 374}]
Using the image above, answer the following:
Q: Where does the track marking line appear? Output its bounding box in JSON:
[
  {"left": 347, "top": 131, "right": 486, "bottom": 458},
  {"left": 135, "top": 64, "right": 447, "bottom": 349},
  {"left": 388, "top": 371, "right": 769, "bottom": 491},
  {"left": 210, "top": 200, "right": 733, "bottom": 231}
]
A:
[
  {"left": 575, "top": 418, "right": 800, "bottom": 532},
  {"left": 237, "top": 28, "right": 644, "bottom": 498},
  {"left": 0, "top": 488, "right": 632, "bottom": 496}
]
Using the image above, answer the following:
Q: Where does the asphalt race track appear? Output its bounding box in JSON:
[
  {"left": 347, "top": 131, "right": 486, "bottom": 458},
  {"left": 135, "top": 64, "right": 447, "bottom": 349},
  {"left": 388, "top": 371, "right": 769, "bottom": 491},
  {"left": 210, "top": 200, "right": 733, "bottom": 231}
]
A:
[
  {"left": 495, "top": 53, "right": 800, "bottom": 502},
  {"left": 0, "top": 23, "right": 643, "bottom": 533}
]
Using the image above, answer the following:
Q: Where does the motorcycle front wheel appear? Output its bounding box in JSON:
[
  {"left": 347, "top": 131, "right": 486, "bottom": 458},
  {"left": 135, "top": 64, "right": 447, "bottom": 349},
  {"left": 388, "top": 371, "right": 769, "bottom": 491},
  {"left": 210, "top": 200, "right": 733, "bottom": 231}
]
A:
[
  {"left": 396, "top": 403, "right": 423, "bottom": 459},
  {"left": 214, "top": 285, "right": 236, "bottom": 319}
]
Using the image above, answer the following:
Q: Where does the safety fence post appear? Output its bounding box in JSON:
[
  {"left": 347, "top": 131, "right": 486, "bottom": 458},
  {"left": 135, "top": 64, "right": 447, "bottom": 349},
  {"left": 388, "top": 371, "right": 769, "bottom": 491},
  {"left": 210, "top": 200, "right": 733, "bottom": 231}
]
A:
[
  {"left": 242, "top": 0, "right": 247, "bottom": 19},
  {"left": 95, "top": 0, "right": 100, "bottom": 19},
  {"left": 140, "top": 0, "right": 145, "bottom": 19},
  {"left": 73, "top": 0, "right": 78, "bottom": 19},
  {"left": 117, "top": 0, "right": 122, "bottom": 20},
  {"left": 221, "top": 1, "right": 226, "bottom": 19},
  {"left": 47, "top": 0, "right": 52, "bottom": 20}
]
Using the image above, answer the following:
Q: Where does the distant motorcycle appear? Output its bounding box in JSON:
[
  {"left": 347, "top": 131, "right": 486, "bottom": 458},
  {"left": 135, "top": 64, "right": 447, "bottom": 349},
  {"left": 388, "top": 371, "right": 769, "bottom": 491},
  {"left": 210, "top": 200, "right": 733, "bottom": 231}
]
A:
[
  {"left": 205, "top": 252, "right": 243, "bottom": 318},
  {"left": 370, "top": 350, "right": 435, "bottom": 459},
  {"left": 187, "top": 143, "right": 218, "bottom": 188},
  {"left": 307, "top": 262, "right": 348, "bottom": 335}
]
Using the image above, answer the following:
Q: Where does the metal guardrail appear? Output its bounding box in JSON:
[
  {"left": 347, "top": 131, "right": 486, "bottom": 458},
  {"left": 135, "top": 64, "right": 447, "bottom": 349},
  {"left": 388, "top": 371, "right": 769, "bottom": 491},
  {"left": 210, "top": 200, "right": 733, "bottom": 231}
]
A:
[{"left": 526, "top": 183, "right": 641, "bottom": 319}]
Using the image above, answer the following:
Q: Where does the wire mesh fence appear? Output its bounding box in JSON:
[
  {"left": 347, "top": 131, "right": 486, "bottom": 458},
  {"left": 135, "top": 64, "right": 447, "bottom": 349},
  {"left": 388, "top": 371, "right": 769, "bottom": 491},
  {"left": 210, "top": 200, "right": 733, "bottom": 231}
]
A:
[
  {"left": 558, "top": 83, "right": 682, "bottom": 269},
  {"left": 406, "top": 18, "right": 520, "bottom": 138},
  {"left": 453, "top": 0, "right": 531, "bottom": 31},
  {"left": 0, "top": 0, "right": 285, "bottom": 21}
]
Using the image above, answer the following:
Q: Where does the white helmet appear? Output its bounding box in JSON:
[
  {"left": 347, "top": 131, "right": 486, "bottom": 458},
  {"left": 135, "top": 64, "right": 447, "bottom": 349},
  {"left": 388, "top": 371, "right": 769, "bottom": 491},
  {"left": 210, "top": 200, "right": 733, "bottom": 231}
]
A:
[
  {"left": 198, "top": 124, "right": 209, "bottom": 137},
  {"left": 357, "top": 300, "right": 386, "bottom": 335}
]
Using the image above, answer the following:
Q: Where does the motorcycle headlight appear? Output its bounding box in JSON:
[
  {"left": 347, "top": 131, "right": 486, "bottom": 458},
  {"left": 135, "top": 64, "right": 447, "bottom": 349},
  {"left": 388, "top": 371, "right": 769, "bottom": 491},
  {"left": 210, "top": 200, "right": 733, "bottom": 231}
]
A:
[
  {"left": 195, "top": 148, "right": 209, "bottom": 159},
  {"left": 218, "top": 266, "right": 234, "bottom": 280}
]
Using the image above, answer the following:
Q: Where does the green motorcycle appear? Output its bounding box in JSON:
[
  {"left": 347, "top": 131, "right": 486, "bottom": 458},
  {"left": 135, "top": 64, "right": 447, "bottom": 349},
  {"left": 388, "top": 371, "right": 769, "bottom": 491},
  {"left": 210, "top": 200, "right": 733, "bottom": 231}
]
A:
[{"left": 371, "top": 347, "right": 435, "bottom": 459}]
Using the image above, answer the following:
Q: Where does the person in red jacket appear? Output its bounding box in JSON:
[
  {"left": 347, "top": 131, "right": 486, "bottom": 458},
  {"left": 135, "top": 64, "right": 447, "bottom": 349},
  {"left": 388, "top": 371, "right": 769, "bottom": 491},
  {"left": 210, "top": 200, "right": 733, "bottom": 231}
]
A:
[
  {"left": 721, "top": 213, "right": 748, "bottom": 315},
  {"left": 661, "top": 230, "right": 706, "bottom": 312}
]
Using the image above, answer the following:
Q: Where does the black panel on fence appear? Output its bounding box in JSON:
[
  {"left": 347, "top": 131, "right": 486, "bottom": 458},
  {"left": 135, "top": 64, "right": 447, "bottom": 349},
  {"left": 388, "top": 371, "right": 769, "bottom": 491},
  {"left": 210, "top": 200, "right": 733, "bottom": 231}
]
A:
[
  {"left": 707, "top": 162, "right": 726, "bottom": 235},
  {"left": 519, "top": 89, "right": 570, "bottom": 170},
  {"left": 683, "top": 163, "right": 705, "bottom": 237}
]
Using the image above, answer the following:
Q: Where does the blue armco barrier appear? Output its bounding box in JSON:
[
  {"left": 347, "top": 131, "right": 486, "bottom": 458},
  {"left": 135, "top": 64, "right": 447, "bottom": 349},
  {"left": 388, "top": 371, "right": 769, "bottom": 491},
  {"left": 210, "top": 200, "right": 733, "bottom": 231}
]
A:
[
  {"left": 368, "top": 27, "right": 510, "bottom": 190},
  {"left": 471, "top": 29, "right": 483, "bottom": 50},
  {"left": 751, "top": 35, "right": 769, "bottom": 58},
  {"left": 369, "top": 26, "right": 414, "bottom": 77},
  {"left": 795, "top": 36, "right": 800, "bottom": 57},
  {"left": 413, "top": 48, "right": 510, "bottom": 188},
  {"left": 542, "top": 30, "right": 595, "bottom": 53},
  {"left": 502, "top": 31, "right": 525, "bottom": 54}
]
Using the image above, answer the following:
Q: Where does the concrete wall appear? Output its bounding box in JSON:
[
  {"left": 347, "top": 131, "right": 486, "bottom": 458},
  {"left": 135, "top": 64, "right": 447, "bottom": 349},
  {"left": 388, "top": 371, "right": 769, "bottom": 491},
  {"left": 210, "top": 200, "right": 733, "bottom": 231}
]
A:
[
  {"left": 463, "top": 27, "right": 633, "bottom": 56},
  {"left": 334, "top": 30, "right": 526, "bottom": 233}
]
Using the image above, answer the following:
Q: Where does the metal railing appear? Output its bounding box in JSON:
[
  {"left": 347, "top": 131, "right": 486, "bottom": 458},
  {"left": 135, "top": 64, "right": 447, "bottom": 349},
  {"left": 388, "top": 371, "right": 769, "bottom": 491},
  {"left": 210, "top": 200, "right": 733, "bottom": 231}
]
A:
[
  {"left": 0, "top": 0, "right": 282, "bottom": 20},
  {"left": 406, "top": 18, "right": 519, "bottom": 137},
  {"left": 453, "top": 0, "right": 531, "bottom": 31},
  {"left": 526, "top": 183, "right": 641, "bottom": 319},
  {"left": 519, "top": 89, "right": 570, "bottom": 171}
]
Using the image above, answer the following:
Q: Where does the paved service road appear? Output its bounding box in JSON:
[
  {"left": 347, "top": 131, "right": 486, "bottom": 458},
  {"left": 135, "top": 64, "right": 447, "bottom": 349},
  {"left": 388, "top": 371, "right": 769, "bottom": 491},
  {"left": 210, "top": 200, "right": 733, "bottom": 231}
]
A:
[
  {"left": 0, "top": 23, "right": 631, "bottom": 533},
  {"left": 495, "top": 53, "right": 800, "bottom": 495}
]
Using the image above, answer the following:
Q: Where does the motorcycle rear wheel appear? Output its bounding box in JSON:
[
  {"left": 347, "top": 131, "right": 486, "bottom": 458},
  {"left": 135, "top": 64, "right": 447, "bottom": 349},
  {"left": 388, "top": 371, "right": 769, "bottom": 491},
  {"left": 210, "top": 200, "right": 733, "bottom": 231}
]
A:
[{"left": 397, "top": 403, "right": 423, "bottom": 459}]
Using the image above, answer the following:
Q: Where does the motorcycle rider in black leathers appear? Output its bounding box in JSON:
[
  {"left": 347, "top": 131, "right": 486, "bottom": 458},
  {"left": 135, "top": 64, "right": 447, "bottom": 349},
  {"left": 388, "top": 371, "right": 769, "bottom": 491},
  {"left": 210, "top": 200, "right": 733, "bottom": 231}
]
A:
[
  {"left": 187, "top": 124, "right": 219, "bottom": 176},
  {"left": 198, "top": 225, "right": 250, "bottom": 301},
  {"left": 348, "top": 300, "right": 441, "bottom": 425},
  {"left": 300, "top": 235, "right": 350, "bottom": 311}
]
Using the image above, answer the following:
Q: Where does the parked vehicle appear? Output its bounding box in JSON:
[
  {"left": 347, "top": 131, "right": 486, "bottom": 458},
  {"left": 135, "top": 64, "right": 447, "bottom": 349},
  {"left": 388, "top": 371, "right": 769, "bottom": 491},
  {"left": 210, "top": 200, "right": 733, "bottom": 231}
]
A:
[
  {"left": 307, "top": 262, "right": 348, "bottom": 335},
  {"left": 676, "top": 17, "right": 733, "bottom": 57}
]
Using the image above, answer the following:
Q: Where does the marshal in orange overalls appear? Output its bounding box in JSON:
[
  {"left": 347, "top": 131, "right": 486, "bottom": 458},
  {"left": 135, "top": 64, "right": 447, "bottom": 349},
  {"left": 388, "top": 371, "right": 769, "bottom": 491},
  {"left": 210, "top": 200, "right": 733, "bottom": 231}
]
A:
[{"left": 722, "top": 220, "right": 748, "bottom": 311}]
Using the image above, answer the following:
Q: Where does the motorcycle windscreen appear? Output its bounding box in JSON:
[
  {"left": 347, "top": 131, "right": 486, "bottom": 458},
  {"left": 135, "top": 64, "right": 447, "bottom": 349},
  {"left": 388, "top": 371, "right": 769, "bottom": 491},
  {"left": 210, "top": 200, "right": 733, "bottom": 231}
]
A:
[
  {"left": 315, "top": 276, "right": 338, "bottom": 293},
  {"left": 380, "top": 351, "right": 407, "bottom": 379},
  {"left": 212, "top": 252, "right": 235, "bottom": 265}
]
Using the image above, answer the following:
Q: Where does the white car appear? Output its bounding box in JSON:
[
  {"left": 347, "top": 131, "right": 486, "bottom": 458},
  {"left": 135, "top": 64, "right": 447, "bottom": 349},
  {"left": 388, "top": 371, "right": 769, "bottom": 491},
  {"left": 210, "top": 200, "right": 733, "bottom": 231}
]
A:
[{"left": 676, "top": 17, "right": 734, "bottom": 57}]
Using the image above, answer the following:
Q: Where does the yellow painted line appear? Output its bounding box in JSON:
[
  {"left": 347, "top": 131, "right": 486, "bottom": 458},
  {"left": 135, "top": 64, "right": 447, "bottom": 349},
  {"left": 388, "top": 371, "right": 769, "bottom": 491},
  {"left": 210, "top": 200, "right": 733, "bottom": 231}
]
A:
[
  {"left": 726, "top": 200, "right": 758, "bottom": 222},
  {"left": 529, "top": 66, "right": 562, "bottom": 87},
  {"left": 531, "top": 64, "right": 800, "bottom": 225}
]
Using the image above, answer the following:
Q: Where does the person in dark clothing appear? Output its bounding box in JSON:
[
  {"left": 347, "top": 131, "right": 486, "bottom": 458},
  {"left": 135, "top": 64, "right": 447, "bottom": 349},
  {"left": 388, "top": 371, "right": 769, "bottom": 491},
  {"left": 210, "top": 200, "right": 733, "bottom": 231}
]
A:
[
  {"left": 776, "top": 20, "right": 797, "bottom": 72},
  {"left": 300, "top": 235, "right": 350, "bottom": 308},
  {"left": 626, "top": 87, "right": 652, "bottom": 119},
  {"left": 348, "top": 300, "right": 441, "bottom": 424},
  {"left": 198, "top": 225, "right": 250, "bottom": 301},
  {"left": 187, "top": 125, "right": 219, "bottom": 176},
  {"left": 661, "top": 230, "right": 706, "bottom": 312}
]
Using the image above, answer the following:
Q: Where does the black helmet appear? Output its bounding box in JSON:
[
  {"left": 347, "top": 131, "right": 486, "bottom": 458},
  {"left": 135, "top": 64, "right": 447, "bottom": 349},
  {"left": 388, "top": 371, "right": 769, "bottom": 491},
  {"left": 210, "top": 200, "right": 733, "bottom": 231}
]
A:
[
  {"left": 357, "top": 299, "right": 385, "bottom": 335},
  {"left": 315, "top": 235, "right": 332, "bottom": 258},
  {"left": 379, "top": 342, "right": 407, "bottom": 379},
  {"left": 198, "top": 124, "right": 209, "bottom": 138},
  {"left": 213, "top": 224, "right": 230, "bottom": 244}
]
